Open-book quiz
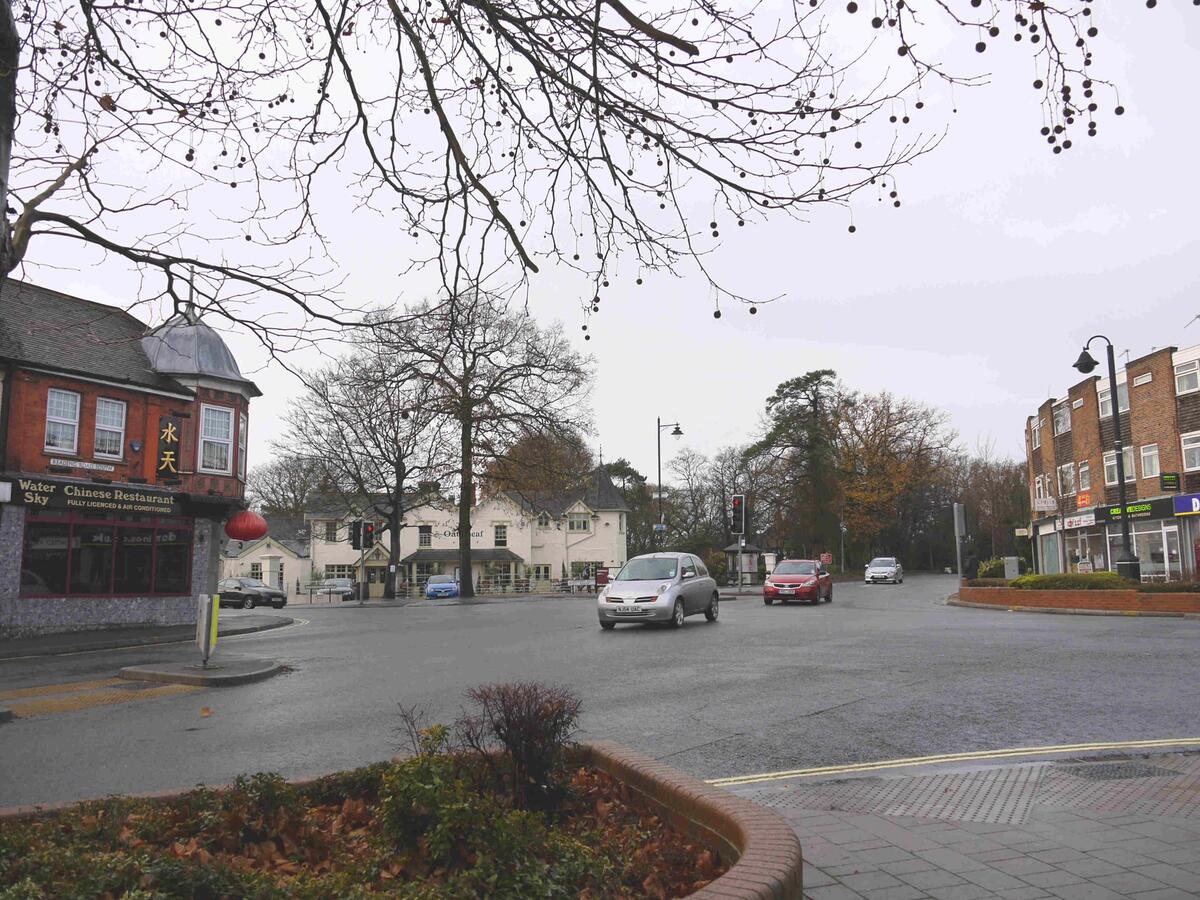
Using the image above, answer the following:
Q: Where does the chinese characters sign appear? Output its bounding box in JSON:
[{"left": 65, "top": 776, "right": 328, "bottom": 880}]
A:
[{"left": 157, "top": 415, "right": 182, "bottom": 481}]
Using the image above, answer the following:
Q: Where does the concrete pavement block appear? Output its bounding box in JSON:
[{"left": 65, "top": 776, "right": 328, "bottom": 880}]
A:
[{"left": 119, "top": 657, "right": 284, "bottom": 686}]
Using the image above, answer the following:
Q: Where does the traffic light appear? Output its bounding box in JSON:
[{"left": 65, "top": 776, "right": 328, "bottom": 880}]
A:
[
  {"left": 363, "top": 522, "right": 376, "bottom": 549},
  {"left": 730, "top": 494, "right": 745, "bottom": 535},
  {"left": 349, "top": 520, "right": 362, "bottom": 549}
]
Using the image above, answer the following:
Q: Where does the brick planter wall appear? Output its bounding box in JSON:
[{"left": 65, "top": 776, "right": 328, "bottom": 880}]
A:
[
  {"left": 958, "top": 585, "right": 1200, "bottom": 615},
  {"left": 0, "top": 741, "right": 804, "bottom": 899}
]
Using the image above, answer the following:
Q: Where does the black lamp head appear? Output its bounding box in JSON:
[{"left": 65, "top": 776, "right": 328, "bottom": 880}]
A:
[
  {"left": 670, "top": 425, "right": 683, "bottom": 437},
  {"left": 1072, "top": 348, "right": 1099, "bottom": 375}
]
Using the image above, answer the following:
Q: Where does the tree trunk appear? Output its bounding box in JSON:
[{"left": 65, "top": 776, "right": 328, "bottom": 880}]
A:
[
  {"left": 0, "top": 0, "right": 20, "bottom": 275},
  {"left": 458, "top": 413, "right": 474, "bottom": 599},
  {"left": 386, "top": 506, "right": 401, "bottom": 599}
]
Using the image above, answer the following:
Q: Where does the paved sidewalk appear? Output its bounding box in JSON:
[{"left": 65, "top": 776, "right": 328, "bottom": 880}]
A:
[
  {"left": 0, "top": 613, "right": 292, "bottom": 660},
  {"left": 730, "top": 752, "right": 1200, "bottom": 899}
]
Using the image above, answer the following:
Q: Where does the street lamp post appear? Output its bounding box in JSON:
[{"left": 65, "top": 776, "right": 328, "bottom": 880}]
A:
[
  {"left": 656, "top": 417, "right": 683, "bottom": 547},
  {"left": 1073, "top": 336, "right": 1140, "bottom": 582}
]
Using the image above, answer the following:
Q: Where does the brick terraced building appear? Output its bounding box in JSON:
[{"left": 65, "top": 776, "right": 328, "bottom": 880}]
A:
[
  {"left": 1025, "top": 342, "right": 1200, "bottom": 581},
  {"left": 0, "top": 282, "right": 260, "bottom": 636}
]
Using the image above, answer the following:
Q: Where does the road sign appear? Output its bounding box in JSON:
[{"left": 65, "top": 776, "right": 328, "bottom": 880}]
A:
[
  {"left": 820, "top": 552, "right": 833, "bottom": 565},
  {"left": 1014, "top": 527, "right": 1030, "bottom": 537}
]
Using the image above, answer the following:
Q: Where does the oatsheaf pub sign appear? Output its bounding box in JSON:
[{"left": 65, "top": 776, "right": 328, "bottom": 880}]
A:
[{"left": 2, "top": 477, "right": 181, "bottom": 515}]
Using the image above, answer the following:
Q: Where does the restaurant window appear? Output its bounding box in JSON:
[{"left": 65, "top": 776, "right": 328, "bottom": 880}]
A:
[
  {"left": 44, "top": 388, "right": 80, "bottom": 453},
  {"left": 20, "top": 513, "right": 192, "bottom": 597},
  {"left": 494, "top": 524, "right": 508, "bottom": 547},
  {"left": 238, "top": 413, "right": 248, "bottom": 479},
  {"left": 419, "top": 525, "right": 432, "bottom": 547},
  {"left": 199, "top": 404, "right": 234, "bottom": 474},
  {"left": 94, "top": 398, "right": 126, "bottom": 459}
]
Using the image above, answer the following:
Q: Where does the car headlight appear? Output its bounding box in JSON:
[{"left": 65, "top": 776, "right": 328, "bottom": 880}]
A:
[
  {"left": 803, "top": 578, "right": 817, "bottom": 586},
  {"left": 764, "top": 581, "right": 774, "bottom": 588},
  {"left": 657, "top": 583, "right": 669, "bottom": 595}
]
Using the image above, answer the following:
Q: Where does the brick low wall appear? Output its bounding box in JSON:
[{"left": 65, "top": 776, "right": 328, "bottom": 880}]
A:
[
  {"left": 958, "top": 586, "right": 1200, "bottom": 615},
  {"left": 0, "top": 741, "right": 804, "bottom": 899}
]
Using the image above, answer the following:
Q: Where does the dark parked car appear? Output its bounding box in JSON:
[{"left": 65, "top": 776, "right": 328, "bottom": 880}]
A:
[
  {"left": 218, "top": 577, "right": 288, "bottom": 609},
  {"left": 763, "top": 559, "right": 833, "bottom": 605}
]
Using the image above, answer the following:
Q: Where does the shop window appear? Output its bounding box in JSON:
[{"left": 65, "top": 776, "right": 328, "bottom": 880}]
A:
[
  {"left": 1140, "top": 444, "right": 1159, "bottom": 479},
  {"left": 494, "top": 524, "right": 507, "bottom": 547},
  {"left": 1078, "top": 461, "right": 1091, "bottom": 492},
  {"left": 199, "top": 405, "right": 234, "bottom": 474},
  {"left": 1183, "top": 432, "right": 1200, "bottom": 472},
  {"left": 1176, "top": 360, "right": 1199, "bottom": 396},
  {"left": 21, "top": 514, "right": 191, "bottom": 596},
  {"left": 94, "top": 398, "right": 126, "bottom": 459},
  {"left": 238, "top": 413, "right": 248, "bottom": 479},
  {"left": 44, "top": 388, "right": 80, "bottom": 453}
]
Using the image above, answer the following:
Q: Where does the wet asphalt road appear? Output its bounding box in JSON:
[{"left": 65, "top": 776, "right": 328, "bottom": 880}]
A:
[{"left": 2, "top": 574, "right": 1198, "bottom": 807}]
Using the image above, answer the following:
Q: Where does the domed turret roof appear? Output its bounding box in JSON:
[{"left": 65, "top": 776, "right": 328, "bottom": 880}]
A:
[{"left": 141, "top": 308, "right": 261, "bottom": 396}]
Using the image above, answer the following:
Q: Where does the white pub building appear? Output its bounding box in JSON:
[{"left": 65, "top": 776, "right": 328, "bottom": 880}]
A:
[{"left": 300, "top": 469, "right": 630, "bottom": 596}]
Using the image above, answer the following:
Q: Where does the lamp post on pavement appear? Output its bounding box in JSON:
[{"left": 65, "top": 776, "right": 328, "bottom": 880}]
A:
[
  {"left": 1073, "top": 337, "right": 1140, "bottom": 582},
  {"left": 656, "top": 417, "right": 683, "bottom": 547}
]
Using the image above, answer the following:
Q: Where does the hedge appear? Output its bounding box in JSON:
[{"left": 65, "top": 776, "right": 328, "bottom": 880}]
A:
[
  {"left": 965, "top": 578, "right": 1011, "bottom": 587},
  {"left": 1008, "top": 572, "right": 1135, "bottom": 590}
]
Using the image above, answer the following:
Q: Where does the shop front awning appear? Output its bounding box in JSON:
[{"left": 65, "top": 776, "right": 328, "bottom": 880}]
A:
[{"left": 399, "top": 548, "right": 525, "bottom": 564}]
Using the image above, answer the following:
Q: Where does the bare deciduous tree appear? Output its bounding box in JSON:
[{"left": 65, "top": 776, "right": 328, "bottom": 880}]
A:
[{"left": 246, "top": 456, "right": 331, "bottom": 516}]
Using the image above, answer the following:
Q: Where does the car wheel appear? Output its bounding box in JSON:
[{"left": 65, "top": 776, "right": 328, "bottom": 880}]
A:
[
  {"left": 600, "top": 621, "right": 616, "bottom": 631},
  {"left": 763, "top": 596, "right": 773, "bottom": 605},
  {"left": 240, "top": 596, "right": 251, "bottom": 610},
  {"left": 671, "top": 599, "right": 685, "bottom": 628},
  {"left": 705, "top": 593, "right": 719, "bottom": 622},
  {"left": 272, "top": 602, "right": 284, "bottom": 610},
  {"left": 826, "top": 586, "right": 833, "bottom": 603}
]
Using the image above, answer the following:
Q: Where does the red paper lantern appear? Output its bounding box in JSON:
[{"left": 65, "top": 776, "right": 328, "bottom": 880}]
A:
[{"left": 225, "top": 509, "right": 268, "bottom": 542}]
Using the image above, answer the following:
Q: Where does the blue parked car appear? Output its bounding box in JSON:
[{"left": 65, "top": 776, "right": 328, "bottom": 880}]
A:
[{"left": 424, "top": 574, "right": 460, "bottom": 599}]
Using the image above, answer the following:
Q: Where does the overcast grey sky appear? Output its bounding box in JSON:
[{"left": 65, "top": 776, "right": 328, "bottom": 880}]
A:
[{"left": 29, "top": 3, "right": 1198, "bottom": 484}]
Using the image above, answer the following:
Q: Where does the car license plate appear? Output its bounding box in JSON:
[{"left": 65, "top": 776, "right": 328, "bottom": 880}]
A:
[
  {"left": 616, "top": 605, "right": 639, "bottom": 613},
  {"left": 779, "top": 588, "right": 794, "bottom": 594}
]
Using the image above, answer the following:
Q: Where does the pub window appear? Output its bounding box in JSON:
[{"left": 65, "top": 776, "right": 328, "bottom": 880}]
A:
[
  {"left": 250, "top": 562, "right": 263, "bottom": 580},
  {"left": 20, "top": 513, "right": 192, "bottom": 597},
  {"left": 537, "top": 512, "right": 551, "bottom": 529},
  {"left": 494, "top": 524, "right": 508, "bottom": 547},
  {"left": 199, "top": 404, "right": 234, "bottom": 474},
  {"left": 568, "top": 513, "right": 590, "bottom": 532},
  {"left": 94, "top": 398, "right": 126, "bottom": 459},
  {"left": 44, "top": 388, "right": 80, "bottom": 453},
  {"left": 238, "top": 413, "right": 248, "bottom": 479},
  {"left": 324, "top": 564, "right": 354, "bottom": 579},
  {"left": 419, "top": 525, "right": 432, "bottom": 547},
  {"left": 324, "top": 521, "right": 338, "bottom": 542}
]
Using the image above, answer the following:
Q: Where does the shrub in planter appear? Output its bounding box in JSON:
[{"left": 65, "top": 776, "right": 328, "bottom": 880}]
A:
[
  {"left": 965, "top": 578, "right": 1011, "bottom": 587},
  {"left": 1010, "top": 572, "right": 1133, "bottom": 590},
  {"left": 977, "top": 557, "right": 1030, "bottom": 578}
]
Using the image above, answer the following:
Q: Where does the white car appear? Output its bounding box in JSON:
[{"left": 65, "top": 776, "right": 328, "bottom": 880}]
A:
[
  {"left": 865, "top": 557, "right": 903, "bottom": 584},
  {"left": 597, "top": 552, "right": 719, "bottom": 629}
]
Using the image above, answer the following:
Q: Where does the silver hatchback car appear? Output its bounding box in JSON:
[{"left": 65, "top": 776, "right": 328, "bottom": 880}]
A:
[{"left": 597, "top": 552, "right": 720, "bottom": 629}]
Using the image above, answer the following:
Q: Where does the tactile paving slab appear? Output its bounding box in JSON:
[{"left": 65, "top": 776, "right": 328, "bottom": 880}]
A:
[{"left": 1039, "top": 754, "right": 1200, "bottom": 818}]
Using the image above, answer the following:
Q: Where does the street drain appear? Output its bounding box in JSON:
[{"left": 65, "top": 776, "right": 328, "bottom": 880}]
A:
[{"left": 1056, "top": 763, "right": 1183, "bottom": 781}]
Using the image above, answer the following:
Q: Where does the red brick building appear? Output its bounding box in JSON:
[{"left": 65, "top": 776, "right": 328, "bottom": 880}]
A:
[
  {"left": 1024, "top": 343, "right": 1200, "bottom": 581},
  {"left": 0, "top": 281, "right": 260, "bottom": 635}
]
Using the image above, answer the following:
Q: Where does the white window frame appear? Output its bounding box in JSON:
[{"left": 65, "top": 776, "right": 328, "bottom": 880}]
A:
[
  {"left": 1131, "top": 372, "right": 1153, "bottom": 388},
  {"left": 198, "top": 404, "right": 235, "bottom": 475},
  {"left": 44, "top": 388, "right": 80, "bottom": 453},
  {"left": 1104, "top": 448, "right": 1137, "bottom": 485},
  {"left": 1140, "top": 444, "right": 1160, "bottom": 479},
  {"left": 238, "top": 413, "right": 248, "bottom": 479},
  {"left": 1031, "top": 419, "right": 1042, "bottom": 450},
  {"left": 418, "top": 525, "right": 432, "bottom": 548},
  {"left": 249, "top": 562, "right": 262, "bottom": 580},
  {"left": 1098, "top": 383, "right": 1130, "bottom": 419},
  {"left": 1052, "top": 403, "right": 1071, "bottom": 436},
  {"left": 1071, "top": 398, "right": 1084, "bottom": 409},
  {"left": 1057, "top": 462, "right": 1076, "bottom": 496},
  {"left": 536, "top": 512, "right": 551, "bottom": 529},
  {"left": 93, "top": 397, "right": 126, "bottom": 460},
  {"left": 1078, "top": 461, "right": 1091, "bottom": 492},
  {"left": 568, "top": 512, "right": 591, "bottom": 533},
  {"left": 494, "top": 523, "right": 508, "bottom": 547},
  {"left": 619, "top": 512, "right": 626, "bottom": 533},
  {"left": 324, "top": 521, "right": 338, "bottom": 542},
  {"left": 1176, "top": 361, "right": 1200, "bottom": 396},
  {"left": 1182, "top": 432, "right": 1200, "bottom": 472}
]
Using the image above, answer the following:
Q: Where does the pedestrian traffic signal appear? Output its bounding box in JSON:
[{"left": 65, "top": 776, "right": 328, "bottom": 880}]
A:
[
  {"left": 349, "top": 520, "right": 362, "bottom": 549},
  {"left": 731, "top": 494, "right": 745, "bottom": 535},
  {"left": 363, "top": 522, "right": 376, "bottom": 549}
]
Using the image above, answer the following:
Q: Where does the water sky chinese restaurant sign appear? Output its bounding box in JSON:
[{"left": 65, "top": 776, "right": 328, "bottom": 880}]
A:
[{"left": 1, "top": 477, "right": 180, "bottom": 515}]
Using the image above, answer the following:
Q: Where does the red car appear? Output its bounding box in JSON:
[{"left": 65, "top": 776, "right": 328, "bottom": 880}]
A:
[{"left": 763, "top": 559, "right": 833, "bottom": 605}]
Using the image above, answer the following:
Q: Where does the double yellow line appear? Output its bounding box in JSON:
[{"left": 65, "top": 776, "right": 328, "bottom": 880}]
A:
[{"left": 707, "top": 737, "right": 1200, "bottom": 787}]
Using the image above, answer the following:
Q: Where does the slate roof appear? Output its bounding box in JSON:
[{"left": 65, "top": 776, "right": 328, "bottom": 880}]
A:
[
  {"left": 0, "top": 280, "right": 191, "bottom": 393},
  {"left": 304, "top": 488, "right": 443, "bottom": 520},
  {"left": 399, "top": 548, "right": 524, "bottom": 564},
  {"left": 503, "top": 467, "right": 629, "bottom": 516},
  {"left": 224, "top": 514, "right": 309, "bottom": 558}
]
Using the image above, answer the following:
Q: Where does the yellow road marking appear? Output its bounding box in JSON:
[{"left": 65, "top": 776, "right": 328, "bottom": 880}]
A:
[
  {"left": 6, "top": 682, "right": 201, "bottom": 718},
  {"left": 707, "top": 738, "right": 1200, "bottom": 787},
  {"left": 0, "top": 677, "right": 126, "bottom": 701}
]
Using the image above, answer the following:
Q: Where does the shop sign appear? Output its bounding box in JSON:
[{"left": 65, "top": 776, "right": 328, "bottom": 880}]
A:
[
  {"left": 1160, "top": 472, "right": 1181, "bottom": 493},
  {"left": 1059, "top": 512, "right": 1096, "bottom": 530},
  {"left": 1076, "top": 491, "right": 1092, "bottom": 508},
  {"left": 1, "top": 476, "right": 181, "bottom": 515},
  {"left": 156, "top": 415, "right": 183, "bottom": 481},
  {"left": 1094, "top": 497, "right": 1175, "bottom": 523},
  {"left": 1077, "top": 559, "right": 1094, "bottom": 574},
  {"left": 1173, "top": 493, "right": 1200, "bottom": 517},
  {"left": 1033, "top": 497, "right": 1057, "bottom": 512}
]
